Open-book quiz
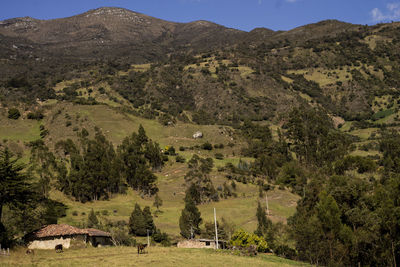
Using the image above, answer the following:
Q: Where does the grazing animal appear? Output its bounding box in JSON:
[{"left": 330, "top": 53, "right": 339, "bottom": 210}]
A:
[
  {"left": 26, "top": 249, "right": 34, "bottom": 255},
  {"left": 55, "top": 244, "right": 63, "bottom": 253},
  {"left": 137, "top": 243, "right": 147, "bottom": 254}
]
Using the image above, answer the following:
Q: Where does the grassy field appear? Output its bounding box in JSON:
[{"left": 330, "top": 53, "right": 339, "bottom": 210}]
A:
[
  {"left": 0, "top": 102, "right": 300, "bottom": 240},
  {"left": 54, "top": 164, "right": 299, "bottom": 236},
  {"left": 0, "top": 246, "right": 310, "bottom": 267}
]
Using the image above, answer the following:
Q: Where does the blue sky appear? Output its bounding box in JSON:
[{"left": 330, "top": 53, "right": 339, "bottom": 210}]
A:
[{"left": 1, "top": 0, "right": 400, "bottom": 31}]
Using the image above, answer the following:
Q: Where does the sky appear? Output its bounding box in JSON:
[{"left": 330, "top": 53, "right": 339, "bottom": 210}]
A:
[{"left": 1, "top": 0, "right": 400, "bottom": 31}]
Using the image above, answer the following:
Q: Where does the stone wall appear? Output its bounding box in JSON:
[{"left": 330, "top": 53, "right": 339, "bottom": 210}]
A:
[
  {"left": 177, "top": 240, "right": 215, "bottom": 249},
  {"left": 28, "top": 235, "right": 86, "bottom": 250}
]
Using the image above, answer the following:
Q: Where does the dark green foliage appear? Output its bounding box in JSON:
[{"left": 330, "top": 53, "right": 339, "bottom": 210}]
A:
[
  {"left": 129, "top": 203, "right": 155, "bottom": 236},
  {"left": 201, "top": 142, "right": 213, "bottom": 150},
  {"left": 185, "top": 155, "right": 218, "bottom": 204},
  {"left": 153, "top": 194, "right": 163, "bottom": 211},
  {"left": 55, "top": 131, "right": 121, "bottom": 202},
  {"left": 175, "top": 155, "right": 186, "bottom": 163},
  {"left": 152, "top": 229, "right": 171, "bottom": 246},
  {"left": 0, "top": 148, "right": 66, "bottom": 246},
  {"left": 255, "top": 202, "right": 273, "bottom": 240},
  {"left": 277, "top": 161, "right": 307, "bottom": 195},
  {"left": 118, "top": 125, "right": 162, "bottom": 196},
  {"left": 201, "top": 217, "right": 235, "bottom": 241},
  {"left": 129, "top": 203, "right": 147, "bottom": 236},
  {"left": 286, "top": 106, "right": 351, "bottom": 166},
  {"left": 333, "top": 155, "right": 377, "bottom": 174},
  {"left": 7, "top": 108, "right": 20, "bottom": 120},
  {"left": 27, "top": 111, "right": 44, "bottom": 120},
  {"left": 179, "top": 196, "right": 202, "bottom": 239},
  {"left": 0, "top": 148, "right": 36, "bottom": 245},
  {"left": 87, "top": 209, "right": 99, "bottom": 228}
]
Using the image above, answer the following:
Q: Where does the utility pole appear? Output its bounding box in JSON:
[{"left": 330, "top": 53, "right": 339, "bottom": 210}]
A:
[
  {"left": 147, "top": 229, "right": 150, "bottom": 247},
  {"left": 214, "top": 207, "right": 219, "bottom": 249},
  {"left": 190, "top": 226, "right": 194, "bottom": 239},
  {"left": 265, "top": 193, "right": 270, "bottom": 216}
]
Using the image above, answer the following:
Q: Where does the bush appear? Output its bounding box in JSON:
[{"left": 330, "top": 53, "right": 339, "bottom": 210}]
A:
[
  {"left": 8, "top": 108, "right": 20, "bottom": 120},
  {"left": 215, "top": 153, "right": 224, "bottom": 160},
  {"left": 72, "top": 211, "right": 78, "bottom": 216},
  {"left": 27, "top": 111, "right": 44, "bottom": 120},
  {"left": 152, "top": 229, "right": 171, "bottom": 246},
  {"left": 274, "top": 245, "right": 297, "bottom": 260},
  {"left": 230, "top": 229, "right": 269, "bottom": 252},
  {"left": 201, "top": 142, "right": 213, "bottom": 150},
  {"left": 110, "top": 226, "right": 136, "bottom": 246},
  {"left": 164, "top": 146, "right": 176, "bottom": 156},
  {"left": 102, "top": 210, "right": 109, "bottom": 216},
  {"left": 176, "top": 155, "right": 186, "bottom": 163}
]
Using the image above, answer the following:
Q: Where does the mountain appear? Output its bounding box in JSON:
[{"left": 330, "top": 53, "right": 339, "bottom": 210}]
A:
[
  {"left": 1, "top": 7, "right": 400, "bottom": 126},
  {"left": 0, "top": 7, "right": 245, "bottom": 63}
]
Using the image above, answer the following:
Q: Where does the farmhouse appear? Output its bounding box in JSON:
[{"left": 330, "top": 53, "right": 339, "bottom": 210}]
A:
[
  {"left": 177, "top": 239, "right": 227, "bottom": 249},
  {"left": 24, "top": 224, "right": 112, "bottom": 250}
]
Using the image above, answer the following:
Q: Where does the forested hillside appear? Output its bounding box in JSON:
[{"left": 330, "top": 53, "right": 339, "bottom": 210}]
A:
[{"left": 1, "top": 7, "right": 400, "bottom": 266}]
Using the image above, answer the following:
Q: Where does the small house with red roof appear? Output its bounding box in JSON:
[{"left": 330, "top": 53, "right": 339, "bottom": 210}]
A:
[{"left": 24, "top": 224, "right": 112, "bottom": 250}]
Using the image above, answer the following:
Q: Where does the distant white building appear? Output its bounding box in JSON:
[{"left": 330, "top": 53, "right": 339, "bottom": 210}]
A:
[
  {"left": 193, "top": 131, "right": 203, "bottom": 139},
  {"left": 177, "top": 239, "right": 226, "bottom": 249}
]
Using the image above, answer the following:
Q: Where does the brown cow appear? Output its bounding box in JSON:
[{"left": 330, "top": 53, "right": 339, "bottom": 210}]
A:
[
  {"left": 55, "top": 244, "right": 63, "bottom": 253},
  {"left": 137, "top": 243, "right": 147, "bottom": 254},
  {"left": 26, "top": 249, "right": 34, "bottom": 255}
]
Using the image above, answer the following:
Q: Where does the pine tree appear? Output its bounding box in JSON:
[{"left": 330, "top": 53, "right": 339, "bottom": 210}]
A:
[
  {"left": 255, "top": 202, "right": 272, "bottom": 238},
  {"left": 143, "top": 206, "right": 156, "bottom": 233},
  {"left": 179, "top": 196, "right": 202, "bottom": 238},
  {"left": 153, "top": 194, "right": 163, "bottom": 211},
  {"left": 138, "top": 124, "right": 148, "bottom": 145},
  {"left": 129, "top": 203, "right": 147, "bottom": 236},
  {"left": 0, "top": 148, "right": 37, "bottom": 246},
  {"left": 87, "top": 209, "right": 99, "bottom": 228}
]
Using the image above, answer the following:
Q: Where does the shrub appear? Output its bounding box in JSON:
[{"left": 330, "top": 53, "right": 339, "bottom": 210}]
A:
[
  {"left": 201, "top": 142, "right": 213, "bottom": 150},
  {"left": 176, "top": 155, "right": 186, "bottom": 163},
  {"left": 27, "top": 111, "right": 44, "bottom": 120},
  {"left": 230, "top": 229, "right": 269, "bottom": 252},
  {"left": 102, "top": 210, "right": 109, "bottom": 216},
  {"left": 8, "top": 108, "right": 20, "bottom": 120},
  {"left": 152, "top": 229, "right": 171, "bottom": 247},
  {"left": 215, "top": 153, "right": 224, "bottom": 160}
]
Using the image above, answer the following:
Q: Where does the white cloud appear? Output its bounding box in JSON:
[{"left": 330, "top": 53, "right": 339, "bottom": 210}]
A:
[{"left": 371, "top": 2, "right": 400, "bottom": 22}]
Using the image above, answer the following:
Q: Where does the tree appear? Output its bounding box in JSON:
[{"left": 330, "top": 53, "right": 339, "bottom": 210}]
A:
[
  {"left": 143, "top": 206, "right": 156, "bottom": 233},
  {"left": 129, "top": 203, "right": 147, "bottom": 236},
  {"left": 87, "top": 209, "right": 99, "bottom": 228},
  {"left": 118, "top": 128, "right": 159, "bottom": 196},
  {"left": 55, "top": 131, "right": 122, "bottom": 202},
  {"left": 184, "top": 155, "right": 218, "bottom": 203},
  {"left": 286, "top": 106, "right": 351, "bottom": 166},
  {"left": 153, "top": 194, "right": 163, "bottom": 211},
  {"left": 7, "top": 108, "right": 20, "bottom": 120},
  {"left": 0, "top": 148, "right": 37, "bottom": 246},
  {"left": 179, "top": 196, "right": 202, "bottom": 238},
  {"left": 255, "top": 202, "right": 273, "bottom": 241}
]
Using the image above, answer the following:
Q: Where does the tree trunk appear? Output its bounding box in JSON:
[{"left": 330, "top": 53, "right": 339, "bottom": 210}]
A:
[{"left": 392, "top": 241, "right": 397, "bottom": 267}]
